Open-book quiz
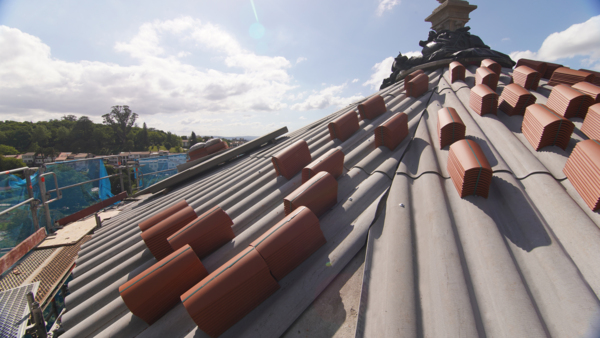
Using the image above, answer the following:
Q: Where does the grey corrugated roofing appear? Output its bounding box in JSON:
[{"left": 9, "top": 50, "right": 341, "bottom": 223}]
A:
[{"left": 58, "top": 63, "right": 600, "bottom": 338}]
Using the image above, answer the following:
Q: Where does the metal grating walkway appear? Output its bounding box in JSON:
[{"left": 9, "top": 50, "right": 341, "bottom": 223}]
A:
[
  {"left": 0, "top": 248, "right": 56, "bottom": 291},
  {"left": 0, "top": 282, "right": 39, "bottom": 338}
]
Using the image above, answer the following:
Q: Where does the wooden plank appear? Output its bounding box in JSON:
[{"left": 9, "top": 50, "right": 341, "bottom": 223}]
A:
[
  {"left": 135, "top": 127, "right": 289, "bottom": 196},
  {"left": 56, "top": 192, "right": 127, "bottom": 226},
  {"left": 38, "top": 218, "right": 97, "bottom": 248},
  {"left": 0, "top": 228, "right": 47, "bottom": 274}
]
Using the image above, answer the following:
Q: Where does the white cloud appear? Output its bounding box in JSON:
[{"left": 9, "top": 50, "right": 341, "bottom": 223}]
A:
[
  {"left": 0, "top": 17, "right": 296, "bottom": 133},
  {"left": 502, "top": 38, "right": 511, "bottom": 42},
  {"left": 510, "top": 15, "right": 600, "bottom": 70},
  {"left": 296, "top": 57, "right": 307, "bottom": 64},
  {"left": 351, "top": 78, "right": 359, "bottom": 83},
  {"left": 376, "top": 0, "right": 400, "bottom": 16},
  {"left": 363, "top": 56, "right": 394, "bottom": 90},
  {"left": 291, "top": 83, "right": 363, "bottom": 111},
  {"left": 299, "top": 116, "right": 306, "bottom": 120}
]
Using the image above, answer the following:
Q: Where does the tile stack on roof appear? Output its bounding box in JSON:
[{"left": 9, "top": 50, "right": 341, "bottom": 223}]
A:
[
  {"left": 302, "top": 149, "right": 344, "bottom": 183},
  {"left": 167, "top": 206, "right": 235, "bottom": 259},
  {"left": 548, "top": 67, "right": 595, "bottom": 87},
  {"left": 180, "top": 247, "right": 280, "bottom": 338},
  {"left": 119, "top": 245, "right": 208, "bottom": 325},
  {"left": 405, "top": 69, "right": 425, "bottom": 83},
  {"left": 188, "top": 145, "right": 208, "bottom": 161},
  {"left": 581, "top": 104, "right": 600, "bottom": 140},
  {"left": 358, "top": 95, "right": 387, "bottom": 120},
  {"left": 545, "top": 84, "right": 595, "bottom": 119},
  {"left": 328, "top": 111, "right": 360, "bottom": 142},
  {"left": 522, "top": 104, "right": 574, "bottom": 151},
  {"left": 515, "top": 58, "right": 547, "bottom": 75},
  {"left": 542, "top": 62, "right": 564, "bottom": 79},
  {"left": 498, "top": 83, "right": 537, "bottom": 116},
  {"left": 580, "top": 69, "right": 600, "bottom": 86},
  {"left": 563, "top": 139, "right": 600, "bottom": 210},
  {"left": 475, "top": 66, "right": 499, "bottom": 91},
  {"left": 447, "top": 139, "right": 493, "bottom": 198},
  {"left": 481, "top": 59, "right": 501, "bottom": 75},
  {"left": 512, "top": 66, "right": 541, "bottom": 90},
  {"left": 250, "top": 206, "right": 326, "bottom": 281},
  {"left": 284, "top": 171, "right": 337, "bottom": 217},
  {"left": 374, "top": 112, "right": 409, "bottom": 151},
  {"left": 572, "top": 81, "right": 600, "bottom": 103},
  {"left": 205, "top": 139, "right": 228, "bottom": 155},
  {"left": 138, "top": 200, "right": 190, "bottom": 231},
  {"left": 437, "top": 107, "right": 466, "bottom": 149},
  {"left": 141, "top": 205, "right": 198, "bottom": 260},
  {"left": 469, "top": 84, "right": 498, "bottom": 116},
  {"left": 449, "top": 61, "right": 465, "bottom": 83},
  {"left": 406, "top": 73, "right": 429, "bottom": 98},
  {"left": 271, "top": 140, "right": 312, "bottom": 180}
]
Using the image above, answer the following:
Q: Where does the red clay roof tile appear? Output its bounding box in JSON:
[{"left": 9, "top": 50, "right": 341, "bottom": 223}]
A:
[
  {"left": 469, "top": 84, "right": 498, "bottom": 116},
  {"left": 328, "top": 111, "right": 360, "bottom": 142},
  {"left": 180, "top": 247, "right": 279, "bottom": 337},
  {"left": 513, "top": 66, "right": 541, "bottom": 90},
  {"left": 581, "top": 104, "right": 600, "bottom": 140},
  {"left": 167, "top": 206, "right": 234, "bottom": 259},
  {"left": 448, "top": 139, "right": 493, "bottom": 198},
  {"left": 437, "top": 107, "right": 466, "bottom": 149},
  {"left": 475, "top": 66, "right": 499, "bottom": 91},
  {"left": 250, "top": 206, "right": 326, "bottom": 281},
  {"left": 481, "top": 59, "right": 501, "bottom": 75},
  {"left": 141, "top": 206, "right": 198, "bottom": 260},
  {"left": 406, "top": 73, "right": 429, "bottom": 98},
  {"left": 498, "top": 83, "right": 537, "bottom": 116},
  {"left": 358, "top": 95, "right": 387, "bottom": 120},
  {"left": 449, "top": 61, "right": 466, "bottom": 83},
  {"left": 271, "top": 140, "right": 312, "bottom": 180},
  {"left": 284, "top": 171, "right": 337, "bottom": 217},
  {"left": 563, "top": 139, "right": 600, "bottom": 210},
  {"left": 119, "top": 245, "right": 208, "bottom": 325},
  {"left": 515, "top": 58, "right": 547, "bottom": 75},
  {"left": 138, "top": 200, "right": 189, "bottom": 232},
  {"left": 302, "top": 148, "right": 344, "bottom": 184},
  {"left": 522, "top": 104, "right": 574, "bottom": 151},
  {"left": 546, "top": 84, "right": 595, "bottom": 119},
  {"left": 374, "top": 112, "right": 409, "bottom": 151}
]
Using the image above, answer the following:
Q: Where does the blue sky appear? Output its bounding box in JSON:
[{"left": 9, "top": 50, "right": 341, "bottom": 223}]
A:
[{"left": 1, "top": 0, "right": 599, "bottom": 137}]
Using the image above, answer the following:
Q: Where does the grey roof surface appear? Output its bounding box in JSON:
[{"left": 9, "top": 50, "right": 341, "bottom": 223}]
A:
[{"left": 59, "top": 64, "right": 600, "bottom": 338}]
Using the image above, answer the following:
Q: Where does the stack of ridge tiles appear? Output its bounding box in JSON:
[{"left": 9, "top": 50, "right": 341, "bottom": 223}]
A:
[
  {"left": 481, "top": 59, "right": 501, "bottom": 75},
  {"left": 580, "top": 69, "right": 600, "bottom": 86},
  {"left": 512, "top": 66, "right": 541, "bottom": 90},
  {"left": 516, "top": 58, "right": 547, "bottom": 75},
  {"left": 522, "top": 104, "right": 574, "bottom": 151},
  {"left": 572, "top": 81, "right": 600, "bottom": 103},
  {"left": 374, "top": 112, "right": 408, "bottom": 151},
  {"left": 563, "top": 139, "right": 600, "bottom": 211},
  {"left": 449, "top": 62, "right": 465, "bottom": 83},
  {"left": 469, "top": 84, "right": 498, "bottom": 116},
  {"left": 406, "top": 73, "right": 429, "bottom": 98},
  {"left": 447, "top": 139, "right": 493, "bottom": 198},
  {"left": 498, "top": 83, "right": 537, "bottom": 116},
  {"left": 581, "top": 104, "right": 600, "bottom": 140},
  {"left": 405, "top": 69, "right": 425, "bottom": 83},
  {"left": 543, "top": 63, "right": 564, "bottom": 79},
  {"left": 548, "top": 67, "right": 595, "bottom": 86},
  {"left": 475, "top": 67, "right": 499, "bottom": 91},
  {"left": 437, "top": 107, "right": 466, "bottom": 149},
  {"left": 546, "top": 84, "right": 595, "bottom": 119}
]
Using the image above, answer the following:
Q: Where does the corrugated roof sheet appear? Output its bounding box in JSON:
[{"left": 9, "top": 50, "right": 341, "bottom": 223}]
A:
[{"left": 59, "top": 63, "right": 600, "bottom": 338}]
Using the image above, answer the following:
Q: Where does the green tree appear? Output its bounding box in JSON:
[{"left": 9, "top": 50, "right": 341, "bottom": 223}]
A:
[
  {"left": 0, "top": 155, "right": 27, "bottom": 171},
  {"left": 61, "top": 115, "right": 77, "bottom": 122},
  {"left": 32, "top": 125, "right": 51, "bottom": 147},
  {"left": 141, "top": 123, "right": 149, "bottom": 149},
  {"left": 102, "top": 105, "right": 138, "bottom": 151},
  {"left": 0, "top": 144, "right": 19, "bottom": 155},
  {"left": 70, "top": 116, "right": 95, "bottom": 153},
  {"left": 190, "top": 131, "right": 197, "bottom": 147}
]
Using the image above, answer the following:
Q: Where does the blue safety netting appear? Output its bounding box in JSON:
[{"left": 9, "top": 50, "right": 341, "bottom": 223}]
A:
[
  {"left": 135, "top": 154, "right": 187, "bottom": 189},
  {"left": 0, "top": 158, "right": 114, "bottom": 256}
]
